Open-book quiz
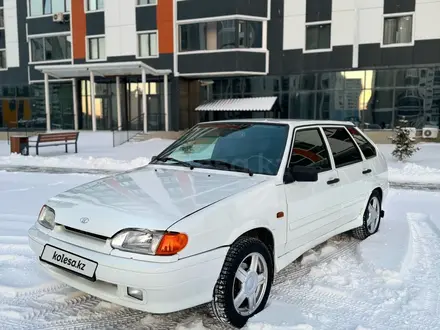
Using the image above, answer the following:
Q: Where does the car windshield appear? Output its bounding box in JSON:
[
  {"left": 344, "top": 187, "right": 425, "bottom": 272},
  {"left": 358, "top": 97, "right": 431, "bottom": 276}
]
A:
[{"left": 152, "top": 122, "right": 289, "bottom": 175}]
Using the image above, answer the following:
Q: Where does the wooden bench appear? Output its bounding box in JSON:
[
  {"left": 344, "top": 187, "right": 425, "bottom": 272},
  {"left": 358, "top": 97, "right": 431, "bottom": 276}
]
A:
[{"left": 29, "top": 132, "right": 80, "bottom": 156}]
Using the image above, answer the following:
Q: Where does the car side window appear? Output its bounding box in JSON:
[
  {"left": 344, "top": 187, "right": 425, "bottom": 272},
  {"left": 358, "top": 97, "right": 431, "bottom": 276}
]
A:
[
  {"left": 346, "top": 127, "right": 377, "bottom": 159},
  {"left": 323, "top": 127, "right": 363, "bottom": 168},
  {"left": 289, "top": 128, "right": 332, "bottom": 172}
]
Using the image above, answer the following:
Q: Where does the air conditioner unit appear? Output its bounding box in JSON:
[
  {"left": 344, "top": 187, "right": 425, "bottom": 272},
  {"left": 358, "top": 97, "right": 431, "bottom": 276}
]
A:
[
  {"left": 53, "top": 12, "right": 65, "bottom": 23},
  {"left": 403, "top": 127, "right": 417, "bottom": 139},
  {"left": 422, "top": 127, "right": 439, "bottom": 139}
]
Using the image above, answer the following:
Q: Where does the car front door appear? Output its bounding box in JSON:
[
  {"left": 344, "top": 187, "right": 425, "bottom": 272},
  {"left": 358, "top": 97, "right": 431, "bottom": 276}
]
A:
[
  {"left": 322, "top": 126, "right": 368, "bottom": 224},
  {"left": 284, "top": 127, "right": 342, "bottom": 252}
]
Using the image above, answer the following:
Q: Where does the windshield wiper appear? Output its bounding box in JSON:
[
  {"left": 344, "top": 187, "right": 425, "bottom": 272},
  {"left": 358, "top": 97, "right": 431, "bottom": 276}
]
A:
[
  {"left": 192, "top": 159, "right": 253, "bottom": 176},
  {"left": 154, "top": 157, "right": 194, "bottom": 169}
]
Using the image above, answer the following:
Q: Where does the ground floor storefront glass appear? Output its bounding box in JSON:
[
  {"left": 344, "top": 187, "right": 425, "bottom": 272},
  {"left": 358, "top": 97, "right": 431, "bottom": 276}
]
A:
[
  {"left": 80, "top": 77, "right": 170, "bottom": 131},
  {"left": 203, "top": 67, "right": 440, "bottom": 129},
  {"left": 0, "top": 82, "right": 73, "bottom": 130}
]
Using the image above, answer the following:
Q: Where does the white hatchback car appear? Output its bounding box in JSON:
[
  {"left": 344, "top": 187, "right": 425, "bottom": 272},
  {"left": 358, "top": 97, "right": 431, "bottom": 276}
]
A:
[{"left": 28, "top": 119, "right": 388, "bottom": 328}]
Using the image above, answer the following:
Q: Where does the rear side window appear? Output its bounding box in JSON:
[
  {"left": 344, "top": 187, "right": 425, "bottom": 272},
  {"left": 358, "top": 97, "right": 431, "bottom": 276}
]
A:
[
  {"left": 346, "top": 127, "right": 377, "bottom": 159},
  {"left": 323, "top": 127, "right": 363, "bottom": 168},
  {"left": 290, "top": 128, "right": 332, "bottom": 172}
]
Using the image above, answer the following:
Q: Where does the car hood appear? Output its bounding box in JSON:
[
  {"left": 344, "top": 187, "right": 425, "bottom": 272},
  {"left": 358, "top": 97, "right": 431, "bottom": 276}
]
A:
[{"left": 46, "top": 166, "right": 268, "bottom": 238}]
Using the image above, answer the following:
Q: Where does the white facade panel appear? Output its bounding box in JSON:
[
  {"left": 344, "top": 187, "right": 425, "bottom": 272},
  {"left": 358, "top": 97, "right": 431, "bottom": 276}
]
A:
[
  {"left": 332, "top": 0, "right": 355, "bottom": 11},
  {"left": 357, "top": 0, "right": 384, "bottom": 10},
  {"left": 358, "top": 8, "right": 383, "bottom": 44},
  {"left": 331, "top": 11, "right": 355, "bottom": 46},
  {"left": 283, "top": 0, "right": 305, "bottom": 50},
  {"left": 415, "top": 1, "right": 440, "bottom": 40},
  {"left": 104, "top": 0, "right": 137, "bottom": 57},
  {"left": 284, "top": 0, "right": 306, "bottom": 16},
  {"left": 3, "top": 0, "right": 20, "bottom": 68},
  {"left": 283, "top": 16, "right": 305, "bottom": 50}
]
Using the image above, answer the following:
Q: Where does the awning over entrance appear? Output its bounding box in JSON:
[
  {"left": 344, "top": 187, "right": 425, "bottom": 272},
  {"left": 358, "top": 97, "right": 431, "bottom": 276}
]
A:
[
  {"left": 35, "top": 61, "right": 171, "bottom": 78},
  {"left": 34, "top": 61, "right": 171, "bottom": 133},
  {"left": 195, "top": 97, "right": 278, "bottom": 112}
]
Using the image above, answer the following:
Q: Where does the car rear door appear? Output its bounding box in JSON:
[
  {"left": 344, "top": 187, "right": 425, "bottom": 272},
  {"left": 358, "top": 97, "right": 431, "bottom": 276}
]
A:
[
  {"left": 284, "top": 126, "right": 342, "bottom": 252},
  {"left": 345, "top": 126, "right": 381, "bottom": 191},
  {"left": 321, "top": 126, "right": 368, "bottom": 225}
]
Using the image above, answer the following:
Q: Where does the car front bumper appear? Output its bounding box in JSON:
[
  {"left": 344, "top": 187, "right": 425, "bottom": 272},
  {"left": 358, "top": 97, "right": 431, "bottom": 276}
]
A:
[{"left": 28, "top": 224, "right": 227, "bottom": 314}]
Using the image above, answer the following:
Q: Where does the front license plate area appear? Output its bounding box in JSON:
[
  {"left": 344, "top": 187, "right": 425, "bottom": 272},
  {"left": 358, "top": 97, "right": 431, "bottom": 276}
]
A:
[{"left": 40, "top": 244, "right": 98, "bottom": 281}]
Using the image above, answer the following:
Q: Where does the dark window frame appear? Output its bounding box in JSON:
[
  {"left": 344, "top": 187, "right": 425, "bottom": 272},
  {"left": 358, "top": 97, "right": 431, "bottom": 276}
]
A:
[
  {"left": 383, "top": 14, "right": 413, "bottom": 46},
  {"left": 29, "top": 34, "right": 72, "bottom": 63},
  {"left": 288, "top": 127, "right": 333, "bottom": 173},
  {"left": 137, "top": 0, "right": 157, "bottom": 5},
  {"left": 0, "top": 49, "right": 6, "bottom": 69},
  {"left": 137, "top": 31, "right": 158, "bottom": 57},
  {"left": 87, "top": 36, "right": 105, "bottom": 61},
  {"left": 179, "top": 19, "right": 263, "bottom": 52},
  {"left": 28, "top": 0, "right": 71, "bottom": 16},
  {"left": 86, "top": 0, "right": 104, "bottom": 11},
  {"left": 322, "top": 126, "right": 364, "bottom": 168},
  {"left": 305, "top": 22, "right": 331, "bottom": 51},
  {"left": 0, "top": 7, "right": 4, "bottom": 29}
]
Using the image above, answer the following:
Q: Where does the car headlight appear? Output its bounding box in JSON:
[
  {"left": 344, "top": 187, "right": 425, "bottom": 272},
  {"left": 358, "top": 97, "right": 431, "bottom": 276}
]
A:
[
  {"left": 38, "top": 205, "right": 55, "bottom": 230},
  {"left": 111, "top": 229, "right": 188, "bottom": 256}
]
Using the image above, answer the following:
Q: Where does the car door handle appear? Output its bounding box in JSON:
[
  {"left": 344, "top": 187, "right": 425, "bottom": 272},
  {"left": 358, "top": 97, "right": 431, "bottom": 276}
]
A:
[
  {"left": 362, "top": 169, "right": 372, "bottom": 174},
  {"left": 327, "top": 178, "right": 340, "bottom": 185}
]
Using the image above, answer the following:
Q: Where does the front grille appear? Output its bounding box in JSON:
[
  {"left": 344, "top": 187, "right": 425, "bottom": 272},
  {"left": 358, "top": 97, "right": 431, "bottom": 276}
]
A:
[{"left": 62, "top": 225, "right": 109, "bottom": 241}]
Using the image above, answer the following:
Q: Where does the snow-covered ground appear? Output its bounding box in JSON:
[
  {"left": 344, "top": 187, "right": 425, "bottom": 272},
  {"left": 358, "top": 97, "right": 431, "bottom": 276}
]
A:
[
  {"left": 0, "top": 132, "right": 173, "bottom": 171},
  {"left": 0, "top": 132, "right": 440, "bottom": 185},
  {"left": 0, "top": 171, "right": 439, "bottom": 329},
  {"left": 1, "top": 134, "right": 440, "bottom": 329}
]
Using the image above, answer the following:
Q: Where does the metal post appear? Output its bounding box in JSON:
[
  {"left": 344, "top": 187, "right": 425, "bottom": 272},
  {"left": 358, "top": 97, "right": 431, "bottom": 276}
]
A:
[
  {"left": 142, "top": 68, "right": 147, "bottom": 133},
  {"left": 72, "top": 78, "right": 78, "bottom": 131},
  {"left": 90, "top": 71, "right": 97, "bottom": 132},
  {"left": 44, "top": 73, "right": 51, "bottom": 132},
  {"left": 116, "top": 76, "right": 122, "bottom": 131},
  {"left": 164, "top": 74, "right": 169, "bottom": 131}
]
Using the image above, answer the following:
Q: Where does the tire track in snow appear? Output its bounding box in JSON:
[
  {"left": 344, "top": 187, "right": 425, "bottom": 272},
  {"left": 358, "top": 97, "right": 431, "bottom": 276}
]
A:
[
  {"left": 390, "top": 213, "right": 440, "bottom": 325},
  {"left": 0, "top": 237, "right": 358, "bottom": 329}
]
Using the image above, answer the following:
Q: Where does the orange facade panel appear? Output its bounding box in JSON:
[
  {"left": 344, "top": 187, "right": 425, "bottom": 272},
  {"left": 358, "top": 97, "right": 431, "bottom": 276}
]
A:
[
  {"left": 157, "top": 0, "right": 174, "bottom": 54},
  {"left": 71, "top": 0, "right": 87, "bottom": 59}
]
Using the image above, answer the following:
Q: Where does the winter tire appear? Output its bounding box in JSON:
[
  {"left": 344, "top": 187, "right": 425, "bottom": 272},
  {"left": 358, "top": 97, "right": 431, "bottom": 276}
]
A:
[
  {"left": 352, "top": 190, "right": 382, "bottom": 240},
  {"left": 209, "top": 236, "right": 274, "bottom": 328}
]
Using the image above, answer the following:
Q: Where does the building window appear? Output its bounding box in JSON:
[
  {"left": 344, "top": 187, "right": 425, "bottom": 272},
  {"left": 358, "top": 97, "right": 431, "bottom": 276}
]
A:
[
  {"left": 179, "top": 20, "right": 263, "bottom": 52},
  {"left": 383, "top": 15, "right": 413, "bottom": 46},
  {"left": 29, "top": 0, "right": 70, "bottom": 16},
  {"left": 305, "top": 22, "right": 331, "bottom": 51},
  {"left": 0, "top": 8, "right": 4, "bottom": 28},
  {"left": 137, "top": 0, "right": 157, "bottom": 5},
  {"left": 30, "top": 35, "right": 72, "bottom": 62},
  {"left": 87, "top": 0, "right": 104, "bottom": 11},
  {"left": 0, "top": 49, "right": 6, "bottom": 69},
  {"left": 138, "top": 31, "right": 158, "bottom": 57},
  {"left": 87, "top": 36, "right": 105, "bottom": 60}
]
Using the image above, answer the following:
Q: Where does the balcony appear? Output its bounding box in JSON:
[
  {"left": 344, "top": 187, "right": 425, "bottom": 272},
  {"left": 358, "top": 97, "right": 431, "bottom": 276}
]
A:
[{"left": 177, "top": 0, "right": 268, "bottom": 21}]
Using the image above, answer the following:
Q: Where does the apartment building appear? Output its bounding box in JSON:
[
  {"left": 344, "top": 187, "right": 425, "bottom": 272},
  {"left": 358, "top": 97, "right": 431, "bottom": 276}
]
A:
[{"left": 0, "top": 0, "right": 439, "bottom": 132}]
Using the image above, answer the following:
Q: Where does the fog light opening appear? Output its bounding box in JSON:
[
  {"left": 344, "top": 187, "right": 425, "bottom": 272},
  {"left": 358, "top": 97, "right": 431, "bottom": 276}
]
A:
[{"left": 127, "top": 287, "right": 143, "bottom": 301}]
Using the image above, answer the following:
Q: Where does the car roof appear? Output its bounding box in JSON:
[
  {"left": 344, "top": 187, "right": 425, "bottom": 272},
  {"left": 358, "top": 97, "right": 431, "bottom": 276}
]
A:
[{"left": 198, "top": 118, "right": 355, "bottom": 128}]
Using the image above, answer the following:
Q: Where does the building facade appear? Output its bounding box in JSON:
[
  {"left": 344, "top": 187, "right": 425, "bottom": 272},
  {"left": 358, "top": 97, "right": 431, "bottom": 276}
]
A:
[{"left": 0, "top": 0, "right": 439, "bottom": 132}]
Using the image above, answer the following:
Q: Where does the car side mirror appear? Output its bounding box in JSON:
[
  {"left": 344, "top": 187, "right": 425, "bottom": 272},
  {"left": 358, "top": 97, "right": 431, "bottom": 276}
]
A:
[{"left": 283, "top": 166, "right": 319, "bottom": 184}]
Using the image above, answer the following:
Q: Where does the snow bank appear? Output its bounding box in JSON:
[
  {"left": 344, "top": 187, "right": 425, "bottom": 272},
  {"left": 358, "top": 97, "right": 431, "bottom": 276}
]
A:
[
  {"left": 0, "top": 153, "right": 151, "bottom": 171},
  {"left": 379, "top": 143, "right": 440, "bottom": 185}
]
